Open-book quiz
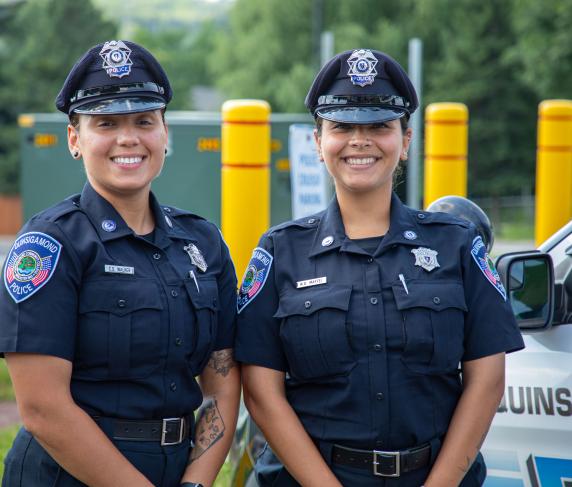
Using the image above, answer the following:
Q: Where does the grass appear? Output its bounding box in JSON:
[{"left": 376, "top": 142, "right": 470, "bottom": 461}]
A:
[{"left": 0, "top": 361, "right": 14, "bottom": 402}]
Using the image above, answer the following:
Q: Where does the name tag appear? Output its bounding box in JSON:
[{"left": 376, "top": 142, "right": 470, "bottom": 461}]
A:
[
  {"left": 296, "top": 276, "right": 327, "bottom": 289},
  {"left": 104, "top": 265, "right": 135, "bottom": 275}
]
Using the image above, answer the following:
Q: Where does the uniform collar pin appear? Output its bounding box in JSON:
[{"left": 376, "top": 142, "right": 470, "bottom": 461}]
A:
[
  {"left": 403, "top": 230, "right": 418, "bottom": 240},
  {"left": 321, "top": 235, "right": 334, "bottom": 247},
  {"left": 101, "top": 219, "right": 117, "bottom": 232},
  {"left": 164, "top": 215, "right": 173, "bottom": 228}
]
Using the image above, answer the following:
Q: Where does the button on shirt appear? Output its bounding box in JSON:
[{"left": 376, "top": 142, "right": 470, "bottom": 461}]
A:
[
  {"left": 235, "top": 194, "right": 524, "bottom": 450},
  {"left": 0, "top": 183, "right": 237, "bottom": 419}
]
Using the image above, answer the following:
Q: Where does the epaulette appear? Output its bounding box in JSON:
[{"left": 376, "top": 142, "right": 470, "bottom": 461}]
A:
[
  {"left": 34, "top": 194, "right": 82, "bottom": 222},
  {"left": 161, "top": 205, "right": 206, "bottom": 221},
  {"left": 415, "top": 210, "right": 470, "bottom": 228},
  {"left": 267, "top": 212, "right": 322, "bottom": 235}
]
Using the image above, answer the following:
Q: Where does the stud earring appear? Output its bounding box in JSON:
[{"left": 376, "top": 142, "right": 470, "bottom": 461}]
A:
[
  {"left": 164, "top": 148, "right": 168, "bottom": 155},
  {"left": 73, "top": 151, "right": 80, "bottom": 159}
]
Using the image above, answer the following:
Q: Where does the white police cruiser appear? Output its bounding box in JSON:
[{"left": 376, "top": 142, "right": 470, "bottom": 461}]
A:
[{"left": 483, "top": 221, "right": 572, "bottom": 487}]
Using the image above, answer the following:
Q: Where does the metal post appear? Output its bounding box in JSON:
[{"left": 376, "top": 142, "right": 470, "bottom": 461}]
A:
[
  {"left": 221, "top": 100, "right": 271, "bottom": 280},
  {"left": 535, "top": 99, "right": 572, "bottom": 245},
  {"left": 407, "top": 38, "right": 422, "bottom": 209},
  {"left": 424, "top": 103, "right": 468, "bottom": 208},
  {"left": 320, "top": 31, "right": 334, "bottom": 67}
]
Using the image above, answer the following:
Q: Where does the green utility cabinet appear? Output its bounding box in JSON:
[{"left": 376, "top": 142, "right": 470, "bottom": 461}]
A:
[{"left": 19, "top": 111, "right": 312, "bottom": 226}]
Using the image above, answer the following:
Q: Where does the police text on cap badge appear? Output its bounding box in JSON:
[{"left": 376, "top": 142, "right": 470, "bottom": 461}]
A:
[
  {"left": 347, "top": 49, "right": 378, "bottom": 87},
  {"left": 100, "top": 40, "right": 133, "bottom": 79}
]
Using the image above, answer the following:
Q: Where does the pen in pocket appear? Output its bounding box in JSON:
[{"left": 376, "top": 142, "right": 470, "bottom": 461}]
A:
[
  {"left": 398, "top": 273, "right": 409, "bottom": 295},
  {"left": 189, "top": 269, "right": 200, "bottom": 293}
]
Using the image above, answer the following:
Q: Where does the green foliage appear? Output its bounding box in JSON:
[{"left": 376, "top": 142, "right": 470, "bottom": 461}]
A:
[
  {"left": 0, "top": 360, "right": 14, "bottom": 402},
  {"left": 0, "top": 424, "right": 20, "bottom": 477},
  {"left": 0, "top": 0, "right": 116, "bottom": 194}
]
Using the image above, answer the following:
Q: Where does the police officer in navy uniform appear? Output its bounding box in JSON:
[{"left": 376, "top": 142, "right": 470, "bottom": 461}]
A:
[
  {"left": 234, "top": 49, "right": 524, "bottom": 486},
  {"left": 0, "top": 40, "right": 239, "bottom": 487}
]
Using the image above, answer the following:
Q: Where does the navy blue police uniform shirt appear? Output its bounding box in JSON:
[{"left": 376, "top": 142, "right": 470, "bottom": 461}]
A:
[
  {"left": 0, "top": 182, "right": 237, "bottom": 419},
  {"left": 235, "top": 193, "right": 524, "bottom": 450}
]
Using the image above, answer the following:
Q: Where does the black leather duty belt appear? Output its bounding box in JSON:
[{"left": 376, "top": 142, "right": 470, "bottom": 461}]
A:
[
  {"left": 94, "top": 416, "right": 192, "bottom": 446},
  {"left": 331, "top": 442, "right": 431, "bottom": 477}
]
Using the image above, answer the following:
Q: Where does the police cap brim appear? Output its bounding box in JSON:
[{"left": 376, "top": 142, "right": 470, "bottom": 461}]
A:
[
  {"left": 316, "top": 106, "right": 406, "bottom": 124},
  {"left": 72, "top": 96, "right": 166, "bottom": 115}
]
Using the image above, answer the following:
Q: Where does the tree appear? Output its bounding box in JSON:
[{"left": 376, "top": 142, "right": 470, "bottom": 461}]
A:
[{"left": 0, "top": 0, "right": 116, "bottom": 193}]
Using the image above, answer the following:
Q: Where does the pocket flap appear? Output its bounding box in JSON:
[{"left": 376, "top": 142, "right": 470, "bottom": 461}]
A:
[
  {"left": 184, "top": 277, "right": 218, "bottom": 311},
  {"left": 274, "top": 284, "right": 351, "bottom": 318},
  {"left": 392, "top": 280, "right": 467, "bottom": 312},
  {"left": 79, "top": 278, "right": 163, "bottom": 316}
]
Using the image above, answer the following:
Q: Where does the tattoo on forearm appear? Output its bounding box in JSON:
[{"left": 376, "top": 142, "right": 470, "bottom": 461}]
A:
[
  {"left": 207, "top": 349, "right": 236, "bottom": 377},
  {"left": 189, "top": 397, "right": 225, "bottom": 463}
]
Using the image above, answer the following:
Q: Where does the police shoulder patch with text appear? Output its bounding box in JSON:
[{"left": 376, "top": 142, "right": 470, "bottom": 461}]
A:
[
  {"left": 470, "top": 235, "right": 506, "bottom": 301},
  {"left": 237, "top": 247, "right": 273, "bottom": 314},
  {"left": 4, "top": 232, "right": 62, "bottom": 303}
]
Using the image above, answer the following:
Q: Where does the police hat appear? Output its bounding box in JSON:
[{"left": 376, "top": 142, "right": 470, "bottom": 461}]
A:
[
  {"left": 56, "top": 40, "right": 172, "bottom": 115},
  {"left": 305, "top": 49, "right": 418, "bottom": 124},
  {"left": 427, "top": 195, "right": 495, "bottom": 252}
]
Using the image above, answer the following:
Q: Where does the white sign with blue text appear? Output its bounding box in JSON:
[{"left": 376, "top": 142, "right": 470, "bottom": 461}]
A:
[{"left": 288, "top": 124, "right": 330, "bottom": 219}]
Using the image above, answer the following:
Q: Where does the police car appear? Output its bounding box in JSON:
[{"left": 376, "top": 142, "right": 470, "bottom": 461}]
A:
[
  {"left": 229, "top": 215, "right": 572, "bottom": 487},
  {"left": 482, "top": 220, "right": 572, "bottom": 487}
]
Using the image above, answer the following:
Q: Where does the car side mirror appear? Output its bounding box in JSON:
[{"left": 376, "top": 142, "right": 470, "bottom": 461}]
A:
[{"left": 495, "top": 252, "right": 554, "bottom": 330}]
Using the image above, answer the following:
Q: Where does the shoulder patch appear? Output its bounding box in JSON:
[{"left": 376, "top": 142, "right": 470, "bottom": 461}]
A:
[
  {"left": 237, "top": 247, "right": 273, "bottom": 314},
  {"left": 4, "top": 232, "right": 62, "bottom": 303},
  {"left": 470, "top": 235, "right": 506, "bottom": 300}
]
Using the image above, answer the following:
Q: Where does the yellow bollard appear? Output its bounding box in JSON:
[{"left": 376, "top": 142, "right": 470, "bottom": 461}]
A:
[
  {"left": 221, "top": 100, "right": 271, "bottom": 280},
  {"left": 423, "top": 103, "right": 468, "bottom": 208},
  {"left": 535, "top": 100, "right": 572, "bottom": 245}
]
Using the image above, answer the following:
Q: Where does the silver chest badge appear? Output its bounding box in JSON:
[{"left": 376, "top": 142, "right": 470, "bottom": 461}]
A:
[
  {"left": 100, "top": 40, "right": 133, "bottom": 78},
  {"left": 347, "top": 49, "right": 378, "bottom": 87},
  {"left": 411, "top": 247, "right": 440, "bottom": 272},
  {"left": 184, "top": 243, "right": 207, "bottom": 273}
]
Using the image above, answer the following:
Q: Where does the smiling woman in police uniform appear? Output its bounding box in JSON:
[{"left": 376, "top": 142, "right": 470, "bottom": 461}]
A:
[
  {"left": 234, "top": 49, "right": 524, "bottom": 486},
  {"left": 0, "top": 40, "right": 239, "bottom": 487}
]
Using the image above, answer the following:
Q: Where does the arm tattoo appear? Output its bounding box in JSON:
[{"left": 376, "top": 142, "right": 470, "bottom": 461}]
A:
[
  {"left": 207, "top": 349, "right": 236, "bottom": 377},
  {"left": 189, "top": 397, "right": 225, "bottom": 463}
]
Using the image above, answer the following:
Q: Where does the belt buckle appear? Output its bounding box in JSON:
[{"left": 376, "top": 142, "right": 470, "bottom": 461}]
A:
[
  {"left": 161, "top": 417, "right": 184, "bottom": 446},
  {"left": 373, "top": 450, "right": 400, "bottom": 477}
]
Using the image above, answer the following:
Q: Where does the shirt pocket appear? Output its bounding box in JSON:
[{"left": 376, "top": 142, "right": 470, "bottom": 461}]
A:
[
  {"left": 274, "top": 284, "right": 354, "bottom": 382},
  {"left": 76, "top": 278, "right": 164, "bottom": 380},
  {"left": 183, "top": 276, "right": 219, "bottom": 375},
  {"left": 392, "top": 280, "right": 467, "bottom": 375}
]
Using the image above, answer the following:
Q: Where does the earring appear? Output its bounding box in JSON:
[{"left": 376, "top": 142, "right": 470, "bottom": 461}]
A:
[
  {"left": 403, "top": 151, "right": 408, "bottom": 159},
  {"left": 72, "top": 151, "right": 80, "bottom": 159},
  {"left": 164, "top": 148, "right": 168, "bottom": 155}
]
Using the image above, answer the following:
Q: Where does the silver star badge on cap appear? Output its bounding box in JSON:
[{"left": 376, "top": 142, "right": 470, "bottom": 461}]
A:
[
  {"left": 100, "top": 40, "right": 133, "bottom": 78},
  {"left": 411, "top": 247, "right": 440, "bottom": 272},
  {"left": 184, "top": 243, "right": 207, "bottom": 272},
  {"left": 347, "top": 49, "right": 378, "bottom": 87}
]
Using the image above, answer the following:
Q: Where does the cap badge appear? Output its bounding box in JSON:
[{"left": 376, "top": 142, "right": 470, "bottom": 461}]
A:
[
  {"left": 411, "top": 247, "right": 440, "bottom": 272},
  {"left": 347, "top": 49, "right": 378, "bottom": 87},
  {"left": 100, "top": 40, "right": 133, "bottom": 79},
  {"left": 184, "top": 242, "right": 207, "bottom": 273}
]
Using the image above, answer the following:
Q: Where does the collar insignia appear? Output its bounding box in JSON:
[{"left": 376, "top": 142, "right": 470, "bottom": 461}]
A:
[
  {"left": 411, "top": 247, "right": 440, "bottom": 272},
  {"left": 100, "top": 40, "right": 133, "bottom": 79},
  {"left": 347, "top": 49, "right": 378, "bottom": 87}
]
